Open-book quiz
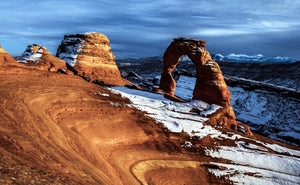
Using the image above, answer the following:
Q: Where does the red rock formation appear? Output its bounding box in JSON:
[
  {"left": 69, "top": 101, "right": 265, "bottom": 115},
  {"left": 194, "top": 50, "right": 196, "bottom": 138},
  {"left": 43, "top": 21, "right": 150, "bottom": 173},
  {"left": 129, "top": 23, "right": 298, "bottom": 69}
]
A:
[
  {"left": 56, "top": 32, "right": 131, "bottom": 86},
  {"left": 17, "top": 44, "right": 69, "bottom": 73},
  {"left": 0, "top": 44, "right": 18, "bottom": 65},
  {"left": 160, "top": 38, "right": 238, "bottom": 130}
]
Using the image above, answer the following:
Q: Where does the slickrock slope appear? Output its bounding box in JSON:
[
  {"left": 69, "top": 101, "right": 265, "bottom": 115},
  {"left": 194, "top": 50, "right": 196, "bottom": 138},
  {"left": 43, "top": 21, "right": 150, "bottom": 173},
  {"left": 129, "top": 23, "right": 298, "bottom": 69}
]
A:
[
  {"left": 17, "top": 44, "right": 69, "bottom": 73},
  {"left": 0, "top": 59, "right": 231, "bottom": 185},
  {"left": 56, "top": 32, "right": 131, "bottom": 86},
  {"left": 1, "top": 45, "right": 299, "bottom": 185},
  {"left": 160, "top": 38, "right": 238, "bottom": 131}
]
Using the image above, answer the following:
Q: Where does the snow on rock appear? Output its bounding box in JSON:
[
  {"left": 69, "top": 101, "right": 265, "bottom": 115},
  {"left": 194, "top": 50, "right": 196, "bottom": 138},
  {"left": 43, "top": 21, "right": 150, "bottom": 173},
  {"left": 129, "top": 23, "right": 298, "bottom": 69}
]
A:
[
  {"left": 106, "top": 83, "right": 300, "bottom": 184},
  {"left": 17, "top": 44, "right": 44, "bottom": 64},
  {"left": 56, "top": 37, "right": 85, "bottom": 67},
  {"left": 96, "top": 90, "right": 110, "bottom": 97},
  {"left": 181, "top": 141, "right": 194, "bottom": 148},
  {"left": 173, "top": 75, "right": 299, "bottom": 146},
  {"left": 229, "top": 86, "right": 300, "bottom": 146},
  {"left": 208, "top": 162, "right": 300, "bottom": 185},
  {"left": 205, "top": 144, "right": 300, "bottom": 184},
  {"left": 56, "top": 32, "right": 130, "bottom": 86},
  {"left": 107, "top": 85, "right": 300, "bottom": 184},
  {"left": 109, "top": 86, "right": 223, "bottom": 138},
  {"left": 206, "top": 145, "right": 300, "bottom": 175},
  {"left": 15, "top": 44, "right": 69, "bottom": 73}
]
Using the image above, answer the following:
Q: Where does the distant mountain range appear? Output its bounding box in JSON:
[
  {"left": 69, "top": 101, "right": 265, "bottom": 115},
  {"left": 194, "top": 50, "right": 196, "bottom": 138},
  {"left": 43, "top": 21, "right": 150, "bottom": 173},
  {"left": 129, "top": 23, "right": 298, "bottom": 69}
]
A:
[
  {"left": 212, "top": 53, "right": 298, "bottom": 63},
  {"left": 117, "top": 53, "right": 298, "bottom": 63}
]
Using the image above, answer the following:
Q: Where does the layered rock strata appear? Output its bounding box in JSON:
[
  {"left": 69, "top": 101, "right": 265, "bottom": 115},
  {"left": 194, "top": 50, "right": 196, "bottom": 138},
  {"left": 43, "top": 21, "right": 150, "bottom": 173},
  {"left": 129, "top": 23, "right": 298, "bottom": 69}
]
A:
[
  {"left": 160, "top": 38, "right": 238, "bottom": 130},
  {"left": 17, "top": 44, "right": 69, "bottom": 73},
  {"left": 56, "top": 32, "right": 130, "bottom": 86}
]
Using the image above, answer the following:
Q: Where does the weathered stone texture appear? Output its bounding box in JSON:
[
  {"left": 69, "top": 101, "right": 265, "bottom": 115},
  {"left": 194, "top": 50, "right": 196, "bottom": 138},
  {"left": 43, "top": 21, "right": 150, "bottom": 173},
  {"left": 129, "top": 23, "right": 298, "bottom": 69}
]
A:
[
  {"left": 56, "top": 32, "right": 128, "bottom": 85},
  {"left": 160, "top": 38, "right": 237, "bottom": 130}
]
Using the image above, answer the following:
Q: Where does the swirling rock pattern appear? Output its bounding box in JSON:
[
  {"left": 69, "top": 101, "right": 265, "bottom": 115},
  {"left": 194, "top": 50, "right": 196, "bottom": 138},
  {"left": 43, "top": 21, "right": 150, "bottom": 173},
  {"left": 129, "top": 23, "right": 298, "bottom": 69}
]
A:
[{"left": 0, "top": 46, "right": 298, "bottom": 184}]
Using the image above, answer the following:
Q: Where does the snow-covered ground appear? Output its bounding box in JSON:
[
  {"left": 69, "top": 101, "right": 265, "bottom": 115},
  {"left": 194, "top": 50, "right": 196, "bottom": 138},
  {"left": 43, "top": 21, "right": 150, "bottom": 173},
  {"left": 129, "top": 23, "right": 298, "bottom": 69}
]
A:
[
  {"left": 229, "top": 87, "right": 300, "bottom": 145},
  {"left": 109, "top": 86, "right": 221, "bottom": 138},
  {"left": 171, "top": 75, "right": 300, "bottom": 146},
  {"left": 106, "top": 85, "right": 300, "bottom": 185}
]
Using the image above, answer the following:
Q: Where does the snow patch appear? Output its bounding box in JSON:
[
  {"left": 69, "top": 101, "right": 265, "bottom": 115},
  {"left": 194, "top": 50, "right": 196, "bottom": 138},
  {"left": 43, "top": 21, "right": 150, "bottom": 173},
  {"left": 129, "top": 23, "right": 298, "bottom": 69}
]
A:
[
  {"left": 105, "top": 85, "right": 300, "bottom": 184},
  {"left": 181, "top": 141, "right": 193, "bottom": 148},
  {"left": 109, "top": 86, "right": 222, "bottom": 138},
  {"left": 205, "top": 145, "right": 300, "bottom": 176},
  {"left": 84, "top": 32, "right": 97, "bottom": 35},
  {"left": 57, "top": 37, "right": 86, "bottom": 67},
  {"left": 17, "top": 45, "right": 44, "bottom": 64},
  {"left": 208, "top": 162, "right": 300, "bottom": 185},
  {"left": 97, "top": 91, "right": 109, "bottom": 97}
]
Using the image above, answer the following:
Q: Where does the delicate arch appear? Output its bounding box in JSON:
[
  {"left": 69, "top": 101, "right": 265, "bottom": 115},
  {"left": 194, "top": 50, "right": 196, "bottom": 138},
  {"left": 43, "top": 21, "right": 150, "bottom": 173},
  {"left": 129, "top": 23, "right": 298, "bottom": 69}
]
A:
[
  {"left": 159, "top": 38, "right": 231, "bottom": 106},
  {"left": 159, "top": 38, "right": 238, "bottom": 130}
]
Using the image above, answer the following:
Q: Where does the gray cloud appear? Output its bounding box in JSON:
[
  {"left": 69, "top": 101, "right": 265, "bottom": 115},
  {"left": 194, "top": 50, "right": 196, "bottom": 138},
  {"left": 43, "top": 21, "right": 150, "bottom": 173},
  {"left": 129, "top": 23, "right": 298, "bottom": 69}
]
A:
[{"left": 0, "top": 0, "right": 299, "bottom": 59}]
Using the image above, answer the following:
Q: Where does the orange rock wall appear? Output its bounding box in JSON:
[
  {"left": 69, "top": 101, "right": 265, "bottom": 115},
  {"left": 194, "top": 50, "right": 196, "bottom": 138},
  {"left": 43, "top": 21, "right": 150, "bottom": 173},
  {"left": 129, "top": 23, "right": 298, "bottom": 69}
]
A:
[{"left": 56, "top": 33, "right": 128, "bottom": 86}]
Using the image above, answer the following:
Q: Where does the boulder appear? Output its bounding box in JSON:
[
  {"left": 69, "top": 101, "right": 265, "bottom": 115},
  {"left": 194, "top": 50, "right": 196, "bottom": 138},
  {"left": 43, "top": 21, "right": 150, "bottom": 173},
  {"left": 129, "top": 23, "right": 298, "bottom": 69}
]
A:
[
  {"left": 17, "top": 44, "right": 69, "bottom": 73},
  {"left": 160, "top": 38, "right": 238, "bottom": 131},
  {"left": 56, "top": 32, "right": 131, "bottom": 86}
]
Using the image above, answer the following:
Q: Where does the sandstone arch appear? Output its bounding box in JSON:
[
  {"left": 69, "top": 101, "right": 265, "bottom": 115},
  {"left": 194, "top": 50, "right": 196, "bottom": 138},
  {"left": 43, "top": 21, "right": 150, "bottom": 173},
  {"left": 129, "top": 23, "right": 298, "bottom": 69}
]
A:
[{"left": 160, "top": 38, "right": 237, "bottom": 130}]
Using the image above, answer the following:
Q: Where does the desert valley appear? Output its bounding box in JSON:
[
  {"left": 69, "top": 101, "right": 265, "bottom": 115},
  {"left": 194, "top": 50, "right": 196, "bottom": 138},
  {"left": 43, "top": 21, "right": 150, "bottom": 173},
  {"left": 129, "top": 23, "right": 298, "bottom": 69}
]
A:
[{"left": 0, "top": 32, "right": 299, "bottom": 185}]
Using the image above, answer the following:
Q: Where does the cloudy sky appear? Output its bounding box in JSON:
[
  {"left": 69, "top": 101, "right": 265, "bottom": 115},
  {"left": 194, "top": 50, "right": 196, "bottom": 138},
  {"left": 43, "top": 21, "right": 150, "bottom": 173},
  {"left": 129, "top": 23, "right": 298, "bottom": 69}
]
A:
[{"left": 1, "top": 0, "right": 300, "bottom": 59}]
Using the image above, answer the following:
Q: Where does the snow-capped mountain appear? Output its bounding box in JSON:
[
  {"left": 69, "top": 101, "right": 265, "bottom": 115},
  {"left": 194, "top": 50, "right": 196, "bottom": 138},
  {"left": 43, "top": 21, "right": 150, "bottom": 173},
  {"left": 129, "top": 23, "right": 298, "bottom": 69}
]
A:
[
  {"left": 211, "top": 53, "right": 298, "bottom": 63},
  {"left": 117, "top": 53, "right": 298, "bottom": 64}
]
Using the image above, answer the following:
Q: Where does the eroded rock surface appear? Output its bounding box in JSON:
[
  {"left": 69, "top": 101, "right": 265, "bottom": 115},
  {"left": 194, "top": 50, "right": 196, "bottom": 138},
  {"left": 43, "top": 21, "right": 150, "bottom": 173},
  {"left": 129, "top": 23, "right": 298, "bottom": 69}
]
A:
[
  {"left": 160, "top": 38, "right": 238, "bottom": 130},
  {"left": 0, "top": 44, "right": 18, "bottom": 65},
  {"left": 56, "top": 32, "right": 130, "bottom": 86},
  {"left": 1, "top": 42, "right": 299, "bottom": 184},
  {"left": 17, "top": 44, "right": 69, "bottom": 73}
]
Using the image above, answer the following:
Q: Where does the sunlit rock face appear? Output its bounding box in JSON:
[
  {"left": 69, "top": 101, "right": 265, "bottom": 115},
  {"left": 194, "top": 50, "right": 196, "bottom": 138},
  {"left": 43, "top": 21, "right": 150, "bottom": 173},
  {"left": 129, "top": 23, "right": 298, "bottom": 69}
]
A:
[
  {"left": 17, "top": 44, "right": 69, "bottom": 73},
  {"left": 0, "top": 44, "right": 18, "bottom": 65},
  {"left": 56, "top": 32, "right": 128, "bottom": 86},
  {"left": 160, "top": 38, "right": 238, "bottom": 130}
]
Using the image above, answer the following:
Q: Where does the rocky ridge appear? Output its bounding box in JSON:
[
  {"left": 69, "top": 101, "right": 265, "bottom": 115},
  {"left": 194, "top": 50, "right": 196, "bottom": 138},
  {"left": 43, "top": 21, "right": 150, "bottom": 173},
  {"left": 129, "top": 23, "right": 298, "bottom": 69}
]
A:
[{"left": 17, "top": 44, "right": 69, "bottom": 73}]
